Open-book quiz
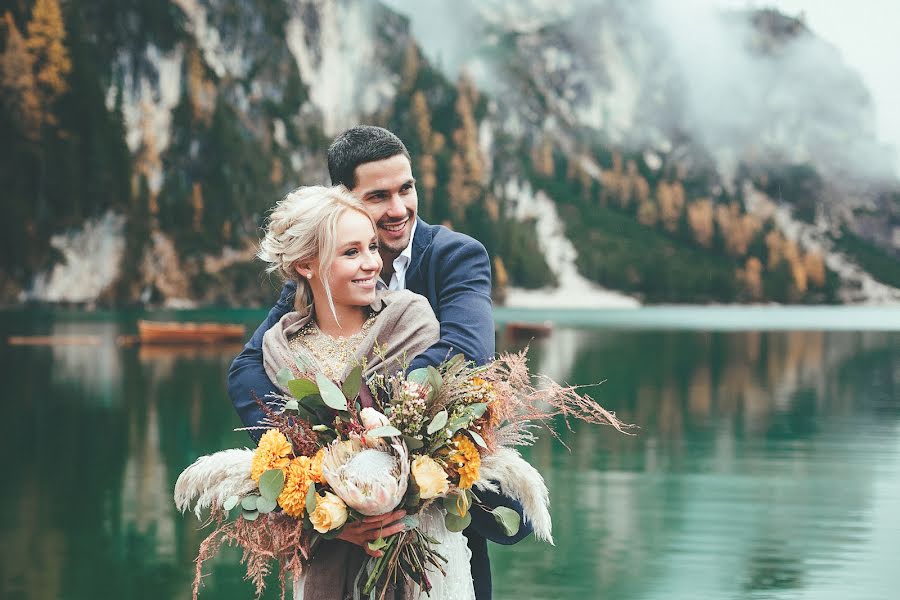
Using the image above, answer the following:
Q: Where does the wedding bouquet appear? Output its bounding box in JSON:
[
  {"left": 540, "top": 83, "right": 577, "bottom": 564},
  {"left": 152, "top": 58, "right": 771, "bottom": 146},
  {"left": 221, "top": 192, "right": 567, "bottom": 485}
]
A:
[{"left": 174, "top": 348, "right": 629, "bottom": 599}]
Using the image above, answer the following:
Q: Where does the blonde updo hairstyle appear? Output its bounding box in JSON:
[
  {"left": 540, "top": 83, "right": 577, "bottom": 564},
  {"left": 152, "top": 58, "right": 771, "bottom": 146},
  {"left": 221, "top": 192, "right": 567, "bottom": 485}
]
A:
[{"left": 258, "top": 185, "right": 376, "bottom": 321}]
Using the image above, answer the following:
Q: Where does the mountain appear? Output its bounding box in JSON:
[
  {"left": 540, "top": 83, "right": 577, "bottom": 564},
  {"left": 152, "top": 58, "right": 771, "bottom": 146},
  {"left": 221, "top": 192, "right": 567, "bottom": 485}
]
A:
[{"left": 1, "top": 0, "right": 898, "bottom": 307}]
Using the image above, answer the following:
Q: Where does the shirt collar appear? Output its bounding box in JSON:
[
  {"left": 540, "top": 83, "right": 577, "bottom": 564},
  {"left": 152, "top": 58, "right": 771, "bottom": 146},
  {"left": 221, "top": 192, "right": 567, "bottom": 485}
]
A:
[{"left": 394, "top": 219, "right": 417, "bottom": 269}]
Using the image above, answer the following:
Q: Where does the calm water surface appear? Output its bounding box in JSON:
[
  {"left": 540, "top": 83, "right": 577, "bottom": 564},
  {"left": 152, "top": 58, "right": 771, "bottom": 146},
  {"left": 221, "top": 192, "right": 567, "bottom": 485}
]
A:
[{"left": 1, "top": 308, "right": 898, "bottom": 600}]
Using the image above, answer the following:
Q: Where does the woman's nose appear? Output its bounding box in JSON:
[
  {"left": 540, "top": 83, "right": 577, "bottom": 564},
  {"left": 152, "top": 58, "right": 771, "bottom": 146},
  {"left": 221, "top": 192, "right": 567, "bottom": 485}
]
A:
[{"left": 362, "top": 252, "right": 380, "bottom": 271}]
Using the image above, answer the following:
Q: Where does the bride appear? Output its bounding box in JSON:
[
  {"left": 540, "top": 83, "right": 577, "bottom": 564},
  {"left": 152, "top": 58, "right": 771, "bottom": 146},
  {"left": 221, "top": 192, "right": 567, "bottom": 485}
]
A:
[{"left": 256, "top": 184, "right": 475, "bottom": 600}]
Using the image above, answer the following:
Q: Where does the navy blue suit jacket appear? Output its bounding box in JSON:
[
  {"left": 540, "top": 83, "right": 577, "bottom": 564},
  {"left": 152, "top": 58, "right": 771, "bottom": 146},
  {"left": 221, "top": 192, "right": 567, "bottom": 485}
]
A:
[{"left": 227, "top": 218, "right": 532, "bottom": 600}]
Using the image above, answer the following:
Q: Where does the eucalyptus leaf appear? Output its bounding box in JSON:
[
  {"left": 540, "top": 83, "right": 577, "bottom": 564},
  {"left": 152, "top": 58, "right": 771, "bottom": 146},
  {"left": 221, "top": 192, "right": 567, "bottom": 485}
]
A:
[
  {"left": 242, "top": 509, "right": 259, "bottom": 521},
  {"left": 276, "top": 367, "right": 293, "bottom": 390},
  {"left": 342, "top": 365, "right": 363, "bottom": 401},
  {"left": 316, "top": 373, "right": 348, "bottom": 411},
  {"left": 447, "top": 353, "right": 465, "bottom": 369},
  {"left": 256, "top": 497, "right": 278, "bottom": 514},
  {"left": 465, "top": 402, "right": 489, "bottom": 419},
  {"left": 294, "top": 355, "right": 313, "bottom": 373},
  {"left": 283, "top": 399, "right": 299, "bottom": 412},
  {"left": 400, "top": 514, "right": 420, "bottom": 530},
  {"left": 305, "top": 483, "right": 318, "bottom": 515},
  {"left": 447, "top": 416, "right": 470, "bottom": 434},
  {"left": 468, "top": 430, "right": 488, "bottom": 449},
  {"left": 367, "top": 537, "right": 388, "bottom": 551},
  {"left": 288, "top": 378, "right": 319, "bottom": 401},
  {"left": 442, "top": 493, "right": 468, "bottom": 517},
  {"left": 426, "top": 366, "right": 443, "bottom": 393},
  {"left": 367, "top": 425, "right": 402, "bottom": 438},
  {"left": 426, "top": 410, "right": 449, "bottom": 435},
  {"left": 259, "top": 469, "right": 285, "bottom": 501},
  {"left": 444, "top": 511, "right": 471, "bottom": 533},
  {"left": 322, "top": 529, "right": 341, "bottom": 540},
  {"left": 241, "top": 495, "right": 258, "bottom": 511},
  {"left": 491, "top": 506, "right": 521, "bottom": 536},
  {"left": 404, "top": 492, "right": 420, "bottom": 507},
  {"left": 402, "top": 435, "right": 424, "bottom": 450},
  {"left": 223, "top": 495, "right": 240, "bottom": 512},
  {"left": 407, "top": 368, "right": 429, "bottom": 385}
]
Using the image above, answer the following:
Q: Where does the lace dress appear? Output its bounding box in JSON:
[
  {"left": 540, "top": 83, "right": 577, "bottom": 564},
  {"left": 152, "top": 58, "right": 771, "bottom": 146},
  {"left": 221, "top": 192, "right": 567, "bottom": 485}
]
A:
[{"left": 288, "top": 321, "right": 475, "bottom": 600}]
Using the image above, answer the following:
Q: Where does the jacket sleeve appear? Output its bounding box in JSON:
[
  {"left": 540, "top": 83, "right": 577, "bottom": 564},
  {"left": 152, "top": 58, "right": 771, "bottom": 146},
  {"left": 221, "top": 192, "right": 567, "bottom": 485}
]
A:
[
  {"left": 407, "top": 238, "right": 532, "bottom": 544},
  {"left": 227, "top": 280, "right": 296, "bottom": 443},
  {"left": 469, "top": 486, "right": 535, "bottom": 545},
  {"left": 408, "top": 238, "right": 494, "bottom": 371}
]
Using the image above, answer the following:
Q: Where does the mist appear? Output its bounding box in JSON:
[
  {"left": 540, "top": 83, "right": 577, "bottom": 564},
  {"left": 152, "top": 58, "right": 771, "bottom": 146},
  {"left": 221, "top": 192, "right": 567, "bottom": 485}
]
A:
[{"left": 382, "top": 0, "right": 898, "bottom": 184}]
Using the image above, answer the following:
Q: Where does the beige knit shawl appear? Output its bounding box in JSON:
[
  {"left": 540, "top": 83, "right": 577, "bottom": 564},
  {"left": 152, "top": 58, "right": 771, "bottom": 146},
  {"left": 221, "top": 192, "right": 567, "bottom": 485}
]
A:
[{"left": 261, "top": 289, "right": 440, "bottom": 600}]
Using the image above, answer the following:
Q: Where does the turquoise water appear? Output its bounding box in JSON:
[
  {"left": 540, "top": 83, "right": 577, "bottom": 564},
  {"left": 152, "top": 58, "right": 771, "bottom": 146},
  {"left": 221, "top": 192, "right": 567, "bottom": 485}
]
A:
[{"left": 1, "top": 307, "right": 898, "bottom": 599}]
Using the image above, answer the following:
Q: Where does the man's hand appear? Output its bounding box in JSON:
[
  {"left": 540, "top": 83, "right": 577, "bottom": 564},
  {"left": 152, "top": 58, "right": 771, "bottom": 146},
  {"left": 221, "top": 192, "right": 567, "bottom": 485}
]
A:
[{"left": 335, "top": 509, "right": 407, "bottom": 557}]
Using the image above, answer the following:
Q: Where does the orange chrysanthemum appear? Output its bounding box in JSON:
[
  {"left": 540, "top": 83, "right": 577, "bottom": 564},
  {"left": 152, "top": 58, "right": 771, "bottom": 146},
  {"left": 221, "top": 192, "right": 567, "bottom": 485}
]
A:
[
  {"left": 250, "top": 429, "right": 293, "bottom": 482},
  {"left": 278, "top": 456, "right": 313, "bottom": 518},
  {"left": 450, "top": 434, "right": 481, "bottom": 489},
  {"left": 309, "top": 448, "right": 326, "bottom": 484}
]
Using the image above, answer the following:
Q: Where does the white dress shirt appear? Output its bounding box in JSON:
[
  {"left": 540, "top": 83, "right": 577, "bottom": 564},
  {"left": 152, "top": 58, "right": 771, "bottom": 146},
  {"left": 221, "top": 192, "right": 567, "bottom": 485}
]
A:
[{"left": 377, "top": 219, "right": 417, "bottom": 291}]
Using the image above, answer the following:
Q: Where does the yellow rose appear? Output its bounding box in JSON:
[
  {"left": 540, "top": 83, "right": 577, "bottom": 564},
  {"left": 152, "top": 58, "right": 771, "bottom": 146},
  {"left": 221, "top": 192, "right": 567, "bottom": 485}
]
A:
[
  {"left": 309, "top": 491, "right": 348, "bottom": 533},
  {"left": 411, "top": 456, "right": 450, "bottom": 500}
]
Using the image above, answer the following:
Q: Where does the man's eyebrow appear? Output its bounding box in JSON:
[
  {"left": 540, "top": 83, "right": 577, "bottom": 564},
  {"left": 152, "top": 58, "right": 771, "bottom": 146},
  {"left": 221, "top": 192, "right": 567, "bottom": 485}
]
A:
[{"left": 361, "top": 179, "right": 416, "bottom": 197}]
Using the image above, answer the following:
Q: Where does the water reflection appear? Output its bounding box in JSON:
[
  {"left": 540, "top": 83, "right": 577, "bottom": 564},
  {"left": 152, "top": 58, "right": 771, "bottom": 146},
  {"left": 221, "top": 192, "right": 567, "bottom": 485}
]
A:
[
  {"left": 495, "top": 328, "right": 899, "bottom": 599},
  {"left": 1, "top": 319, "right": 898, "bottom": 599}
]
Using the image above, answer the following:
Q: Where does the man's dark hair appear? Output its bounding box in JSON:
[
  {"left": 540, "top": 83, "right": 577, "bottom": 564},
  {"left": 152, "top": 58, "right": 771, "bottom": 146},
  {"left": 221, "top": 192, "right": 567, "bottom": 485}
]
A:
[{"left": 327, "top": 125, "right": 411, "bottom": 189}]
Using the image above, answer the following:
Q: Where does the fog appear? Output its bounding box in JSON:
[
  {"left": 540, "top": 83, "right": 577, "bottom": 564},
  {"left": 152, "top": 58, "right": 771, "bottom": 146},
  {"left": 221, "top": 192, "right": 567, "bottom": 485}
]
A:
[{"left": 382, "top": 0, "right": 899, "bottom": 182}]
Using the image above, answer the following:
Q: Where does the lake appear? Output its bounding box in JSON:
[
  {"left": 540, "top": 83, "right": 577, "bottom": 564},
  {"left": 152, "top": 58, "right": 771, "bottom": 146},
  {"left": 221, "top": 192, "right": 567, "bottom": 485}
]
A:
[{"left": 1, "top": 307, "right": 898, "bottom": 599}]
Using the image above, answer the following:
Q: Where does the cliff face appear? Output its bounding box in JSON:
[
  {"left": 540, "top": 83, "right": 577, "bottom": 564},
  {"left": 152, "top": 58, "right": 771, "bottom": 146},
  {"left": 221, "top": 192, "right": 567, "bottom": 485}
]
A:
[{"left": 2, "top": 0, "right": 898, "bottom": 307}]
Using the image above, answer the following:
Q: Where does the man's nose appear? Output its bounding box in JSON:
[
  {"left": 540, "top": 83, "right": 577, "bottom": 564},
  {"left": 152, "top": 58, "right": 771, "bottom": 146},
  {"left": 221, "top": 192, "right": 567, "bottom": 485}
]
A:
[{"left": 385, "top": 194, "right": 406, "bottom": 218}]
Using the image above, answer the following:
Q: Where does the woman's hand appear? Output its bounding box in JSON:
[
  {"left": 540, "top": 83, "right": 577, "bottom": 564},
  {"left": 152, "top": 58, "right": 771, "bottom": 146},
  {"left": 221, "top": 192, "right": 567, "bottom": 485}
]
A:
[{"left": 336, "top": 509, "right": 407, "bottom": 557}]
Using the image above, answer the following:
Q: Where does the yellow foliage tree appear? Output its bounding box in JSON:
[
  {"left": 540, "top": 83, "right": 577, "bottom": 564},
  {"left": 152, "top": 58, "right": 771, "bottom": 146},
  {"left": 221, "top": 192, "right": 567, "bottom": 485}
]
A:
[
  {"left": 739, "top": 256, "right": 763, "bottom": 300},
  {"left": 803, "top": 251, "right": 826, "bottom": 288},
  {"left": 0, "top": 12, "right": 41, "bottom": 141},
  {"left": 637, "top": 198, "right": 659, "bottom": 227},
  {"left": 192, "top": 182, "right": 204, "bottom": 232},
  {"left": 658, "top": 181, "right": 686, "bottom": 232},
  {"left": 531, "top": 137, "right": 555, "bottom": 178},
  {"left": 411, "top": 90, "right": 432, "bottom": 151},
  {"left": 765, "top": 230, "right": 783, "bottom": 269},
  {"left": 447, "top": 73, "right": 485, "bottom": 219},
  {"left": 400, "top": 42, "right": 419, "bottom": 92},
  {"left": 25, "top": 0, "right": 71, "bottom": 124},
  {"left": 687, "top": 198, "right": 714, "bottom": 247}
]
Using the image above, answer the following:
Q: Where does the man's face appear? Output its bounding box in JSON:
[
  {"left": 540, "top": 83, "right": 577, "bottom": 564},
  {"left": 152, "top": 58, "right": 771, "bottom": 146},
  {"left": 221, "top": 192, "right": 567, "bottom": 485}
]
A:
[{"left": 350, "top": 154, "right": 417, "bottom": 257}]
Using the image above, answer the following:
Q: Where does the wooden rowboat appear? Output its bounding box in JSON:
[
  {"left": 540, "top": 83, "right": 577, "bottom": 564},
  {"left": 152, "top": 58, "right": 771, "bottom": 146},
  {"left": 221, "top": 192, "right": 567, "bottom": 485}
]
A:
[
  {"left": 504, "top": 321, "right": 553, "bottom": 338},
  {"left": 137, "top": 320, "right": 245, "bottom": 344}
]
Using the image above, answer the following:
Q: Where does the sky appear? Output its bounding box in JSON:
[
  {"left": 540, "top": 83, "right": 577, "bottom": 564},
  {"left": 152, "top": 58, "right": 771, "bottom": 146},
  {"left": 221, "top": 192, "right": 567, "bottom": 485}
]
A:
[{"left": 714, "top": 0, "right": 900, "bottom": 175}]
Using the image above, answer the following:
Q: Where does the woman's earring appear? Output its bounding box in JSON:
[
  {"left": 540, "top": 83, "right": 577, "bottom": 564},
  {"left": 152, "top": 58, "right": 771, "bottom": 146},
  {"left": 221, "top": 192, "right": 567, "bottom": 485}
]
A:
[{"left": 306, "top": 273, "right": 313, "bottom": 279}]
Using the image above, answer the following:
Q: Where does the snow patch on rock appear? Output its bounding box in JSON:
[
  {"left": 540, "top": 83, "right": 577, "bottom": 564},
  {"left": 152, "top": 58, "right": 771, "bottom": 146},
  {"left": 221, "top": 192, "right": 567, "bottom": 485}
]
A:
[
  {"left": 502, "top": 179, "right": 640, "bottom": 308},
  {"left": 284, "top": 2, "right": 396, "bottom": 135},
  {"left": 26, "top": 212, "right": 126, "bottom": 303}
]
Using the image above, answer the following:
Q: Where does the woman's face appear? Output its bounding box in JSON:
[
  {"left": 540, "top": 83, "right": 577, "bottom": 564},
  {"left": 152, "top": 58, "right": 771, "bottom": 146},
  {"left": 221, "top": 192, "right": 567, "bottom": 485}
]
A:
[{"left": 315, "top": 210, "right": 382, "bottom": 308}]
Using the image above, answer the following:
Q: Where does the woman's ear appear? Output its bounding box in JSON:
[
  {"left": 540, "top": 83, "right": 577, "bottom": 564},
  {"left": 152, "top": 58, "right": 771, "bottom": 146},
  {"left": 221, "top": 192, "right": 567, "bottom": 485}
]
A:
[{"left": 294, "top": 263, "right": 313, "bottom": 280}]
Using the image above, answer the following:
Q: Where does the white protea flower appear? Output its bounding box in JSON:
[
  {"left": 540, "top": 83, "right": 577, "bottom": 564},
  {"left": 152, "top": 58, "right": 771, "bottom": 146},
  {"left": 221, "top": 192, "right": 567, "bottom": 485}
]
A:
[
  {"left": 322, "top": 437, "right": 409, "bottom": 516},
  {"left": 359, "top": 407, "right": 390, "bottom": 431}
]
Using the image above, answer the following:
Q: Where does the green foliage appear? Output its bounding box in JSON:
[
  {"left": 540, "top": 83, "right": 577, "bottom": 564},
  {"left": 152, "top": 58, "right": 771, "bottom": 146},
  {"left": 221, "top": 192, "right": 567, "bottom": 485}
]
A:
[
  {"left": 833, "top": 227, "right": 900, "bottom": 289},
  {"left": 755, "top": 163, "right": 823, "bottom": 223},
  {"left": 0, "top": 1, "right": 134, "bottom": 293},
  {"left": 525, "top": 156, "right": 742, "bottom": 302}
]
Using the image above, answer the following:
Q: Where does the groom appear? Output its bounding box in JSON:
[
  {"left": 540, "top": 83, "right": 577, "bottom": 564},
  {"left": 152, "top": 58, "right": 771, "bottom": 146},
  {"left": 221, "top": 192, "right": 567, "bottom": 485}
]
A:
[{"left": 228, "top": 125, "right": 532, "bottom": 599}]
